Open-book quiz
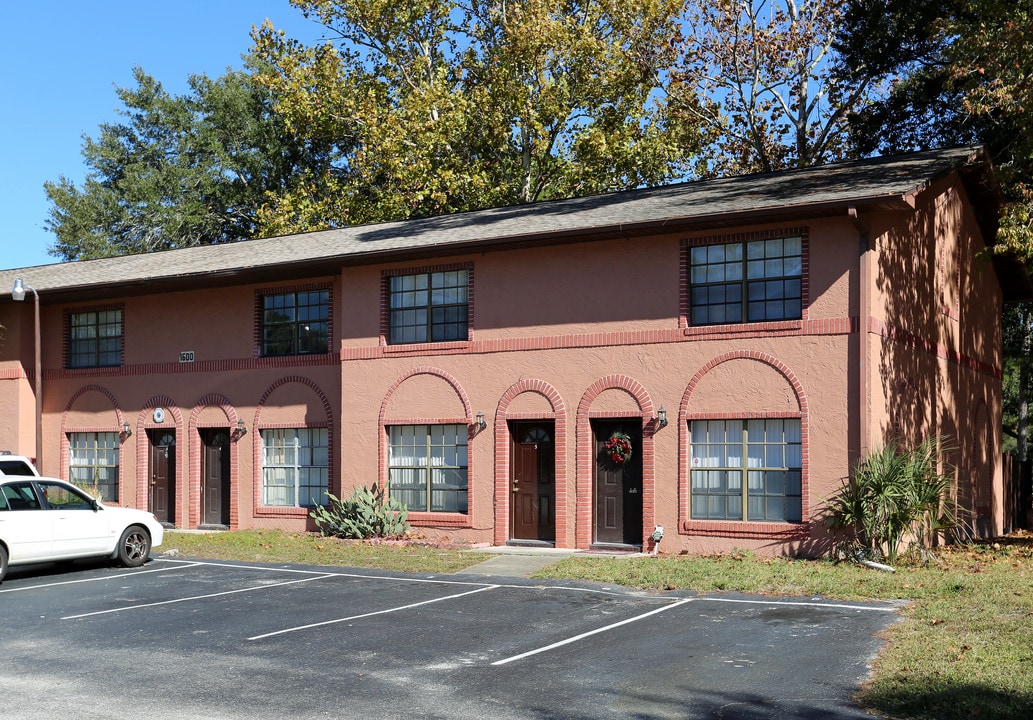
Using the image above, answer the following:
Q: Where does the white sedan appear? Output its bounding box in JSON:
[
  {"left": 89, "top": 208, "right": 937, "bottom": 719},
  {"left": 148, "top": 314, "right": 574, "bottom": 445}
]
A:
[{"left": 0, "top": 476, "right": 164, "bottom": 582}]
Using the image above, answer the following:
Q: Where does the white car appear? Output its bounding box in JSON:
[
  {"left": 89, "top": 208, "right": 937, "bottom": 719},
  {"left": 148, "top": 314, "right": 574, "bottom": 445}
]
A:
[{"left": 0, "top": 476, "right": 164, "bottom": 582}]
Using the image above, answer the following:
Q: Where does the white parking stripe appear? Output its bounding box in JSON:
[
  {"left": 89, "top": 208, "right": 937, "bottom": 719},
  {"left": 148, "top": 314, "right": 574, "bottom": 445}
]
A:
[
  {"left": 492, "top": 598, "right": 696, "bottom": 666},
  {"left": 248, "top": 584, "right": 500, "bottom": 641},
  {"left": 0, "top": 562, "right": 203, "bottom": 594},
  {"left": 699, "top": 596, "right": 901, "bottom": 612},
  {"left": 61, "top": 573, "right": 336, "bottom": 619}
]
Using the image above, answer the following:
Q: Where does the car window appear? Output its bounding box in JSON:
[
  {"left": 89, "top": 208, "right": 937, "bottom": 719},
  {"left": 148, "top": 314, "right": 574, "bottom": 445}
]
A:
[
  {"left": 0, "top": 459, "right": 36, "bottom": 476},
  {"left": 37, "top": 482, "right": 94, "bottom": 510},
  {"left": 1, "top": 482, "right": 42, "bottom": 510}
]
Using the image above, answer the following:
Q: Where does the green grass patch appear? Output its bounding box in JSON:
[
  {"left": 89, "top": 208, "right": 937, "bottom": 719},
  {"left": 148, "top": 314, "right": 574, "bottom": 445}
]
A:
[
  {"left": 163, "top": 529, "right": 478, "bottom": 575},
  {"left": 158, "top": 529, "right": 1033, "bottom": 720}
]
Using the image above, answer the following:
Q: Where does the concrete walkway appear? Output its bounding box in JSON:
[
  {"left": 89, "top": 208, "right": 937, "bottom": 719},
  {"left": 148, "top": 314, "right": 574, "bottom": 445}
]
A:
[{"left": 459, "top": 546, "right": 642, "bottom": 578}]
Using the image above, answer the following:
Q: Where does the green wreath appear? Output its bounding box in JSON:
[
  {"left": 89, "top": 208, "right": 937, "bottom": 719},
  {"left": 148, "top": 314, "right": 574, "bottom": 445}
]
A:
[{"left": 605, "top": 431, "right": 633, "bottom": 465}]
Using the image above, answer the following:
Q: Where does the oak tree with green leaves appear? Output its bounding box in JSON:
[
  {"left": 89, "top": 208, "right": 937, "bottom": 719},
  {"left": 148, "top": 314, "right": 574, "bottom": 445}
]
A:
[
  {"left": 251, "top": 0, "right": 706, "bottom": 234},
  {"left": 669, "top": 0, "right": 870, "bottom": 176},
  {"left": 44, "top": 64, "right": 342, "bottom": 261}
]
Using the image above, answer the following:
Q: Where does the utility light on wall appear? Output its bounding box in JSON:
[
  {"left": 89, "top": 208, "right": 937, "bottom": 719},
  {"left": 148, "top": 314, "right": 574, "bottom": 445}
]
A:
[
  {"left": 655, "top": 406, "right": 668, "bottom": 430},
  {"left": 11, "top": 277, "right": 42, "bottom": 467},
  {"left": 235, "top": 419, "right": 248, "bottom": 437},
  {"left": 121, "top": 421, "right": 132, "bottom": 438},
  {"left": 475, "top": 412, "right": 487, "bottom": 431}
]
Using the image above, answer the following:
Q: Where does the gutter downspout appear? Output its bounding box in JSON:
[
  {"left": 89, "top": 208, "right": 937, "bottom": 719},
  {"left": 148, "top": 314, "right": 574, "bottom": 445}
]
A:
[{"left": 849, "top": 207, "right": 871, "bottom": 460}]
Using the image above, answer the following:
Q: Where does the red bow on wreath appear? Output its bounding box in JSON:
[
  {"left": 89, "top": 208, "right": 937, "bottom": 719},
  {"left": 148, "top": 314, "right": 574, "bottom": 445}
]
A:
[{"left": 605, "top": 431, "right": 633, "bottom": 465}]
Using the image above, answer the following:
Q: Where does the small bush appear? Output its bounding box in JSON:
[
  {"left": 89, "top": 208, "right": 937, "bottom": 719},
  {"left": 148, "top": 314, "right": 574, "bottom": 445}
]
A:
[
  {"left": 825, "top": 436, "right": 964, "bottom": 563},
  {"left": 310, "top": 483, "right": 409, "bottom": 539}
]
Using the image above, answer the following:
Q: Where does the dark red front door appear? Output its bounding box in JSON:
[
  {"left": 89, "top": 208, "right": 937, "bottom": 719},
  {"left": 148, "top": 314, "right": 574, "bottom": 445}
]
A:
[
  {"left": 593, "top": 420, "right": 642, "bottom": 546},
  {"left": 510, "top": 423, "right": 555, "bottom": 542},
  {"left": 202, "top": 429, "right": 231, "bottom": 527}
]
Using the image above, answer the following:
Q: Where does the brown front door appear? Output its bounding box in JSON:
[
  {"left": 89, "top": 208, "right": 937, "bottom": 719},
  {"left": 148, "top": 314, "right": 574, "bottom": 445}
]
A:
[
  {"left": 202, "top": 429, "right": 231, "bottom": 527},
  {"left": 593, "top": 420, "right": 643, "bottom": 546},
  {"left": 148, "top": 430, "right": 176, "bottom": 525},
  {"left": 510, "top": 423, "right": 556, "bottom": 542}
]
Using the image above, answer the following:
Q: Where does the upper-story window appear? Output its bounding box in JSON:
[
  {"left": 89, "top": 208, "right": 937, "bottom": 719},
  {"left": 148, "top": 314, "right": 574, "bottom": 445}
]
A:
[
  {"left": 68, "top": 309, "right": 122, "bottom": 368},
  {"left": 261, "top": 290, "right": 329, "bottom": 356},
  {"left": 689, "top": 236, "right": 802, "bottom": 325},
  {"left": 388, "top": 269, "right": 469, "bottom": 344}
]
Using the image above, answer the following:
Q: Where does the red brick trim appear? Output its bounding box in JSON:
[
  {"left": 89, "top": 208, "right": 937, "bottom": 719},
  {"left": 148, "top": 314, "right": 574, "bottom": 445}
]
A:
[
  {"left": 252, "top": 376, "right": 336, "bottom": 519},
  {"left": 340, "top": 318, "right": 856, "bottom": 362},
  {"left": 575, "top": 375, "right": 659, "bottom": 550},
  {"left": 253, "top": 282, "right": 335, "bottom": 360},
  {"left": 188, "top": 395, "right": 245, "bottom": 530},
  {"left": 680, "top": 228, "right": 810, "bottom": 330},
  {"left": 868, "top": 316, "right": 1001, "bottom": 379},
  {"left": 379, "top": 262, "right": 475, "bottom": 348},
  {"left": 62, "top": 303, "right": 125, "bottom": 371},
  {"left": 378, "top": 366, "right": 476, "bottom": 528},
  {"left": 132, "top": 396, "right": 186, "bottom": 519},
  {"left": 58, "top": 384, "right": 131, "bottom": 505},
  {"left": 678, "top": 351, "right": 810, "bottom": 539},
  {"left": 493, "top": 379, "right": 569, "bottom": 547}
]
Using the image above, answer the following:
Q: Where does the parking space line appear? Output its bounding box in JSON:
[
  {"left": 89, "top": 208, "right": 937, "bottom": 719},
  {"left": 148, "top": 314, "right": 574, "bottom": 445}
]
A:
[
  {"left": 0, "top": 562, "right": 204, "bottom": 594},
  {"left": 699, "top": 597, "right": 900, "bottom": 612},
  {"left": 61, "top": 573, "right": 337, "bottom": 619},
  {"left": 248, "top": 584, "right": 500, "bottom": 641},
  {"left": 491, "top": 598, "right": 696, "bottom": 666}
]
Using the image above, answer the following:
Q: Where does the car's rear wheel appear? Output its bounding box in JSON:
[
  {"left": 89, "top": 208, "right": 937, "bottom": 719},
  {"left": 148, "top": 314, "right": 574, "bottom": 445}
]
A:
[
  {"left": 117, "top": 526, "right": 151, "bottom": 567},
  {"left": 0, "top": 544, "right": 8, "bottom": 582}
]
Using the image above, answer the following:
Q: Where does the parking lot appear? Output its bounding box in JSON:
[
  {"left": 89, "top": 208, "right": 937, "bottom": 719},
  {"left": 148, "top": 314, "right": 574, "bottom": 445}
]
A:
[{"left": 1, "top": 556, "right": 901, "bottom": 719}]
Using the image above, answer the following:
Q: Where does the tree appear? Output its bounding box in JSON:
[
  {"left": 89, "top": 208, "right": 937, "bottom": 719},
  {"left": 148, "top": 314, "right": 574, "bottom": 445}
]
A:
[
  {"left": 44, "top": 64, "right": 342, "bottom": 261},
  {"left": 251, "top": 0, "right": 705, "bottom": 233},
  {"left": 668, "top": 0, "right": 870, "bottom": 176}
]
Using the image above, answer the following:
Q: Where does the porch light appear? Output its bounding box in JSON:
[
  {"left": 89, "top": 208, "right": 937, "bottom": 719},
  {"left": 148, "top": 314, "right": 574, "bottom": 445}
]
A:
[
  {"left": 475, "top": 412, "right": 487, "bottom": 431},
  {"left": 236, "top": 418, "right": 248, "bottom": 436},
  {"left": 656, "top": 407, "right": 668, "bottom": 429},
  {"left": 122, "top": 421, "right": 132, "bottom": 438}
]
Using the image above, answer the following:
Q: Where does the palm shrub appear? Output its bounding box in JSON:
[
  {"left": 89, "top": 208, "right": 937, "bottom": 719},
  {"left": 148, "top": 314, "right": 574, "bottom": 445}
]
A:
[
  {"left": 826, "top": 437, "right": 963, "bottom": 563},
  {"left": 310, "top": 483, "right": 409, "bottom": 539}
]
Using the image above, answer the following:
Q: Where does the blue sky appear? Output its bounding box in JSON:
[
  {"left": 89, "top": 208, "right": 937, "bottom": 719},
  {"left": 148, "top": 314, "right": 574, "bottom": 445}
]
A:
[{"left": 0, "top": 1, "right": 328, "bottom": 272}]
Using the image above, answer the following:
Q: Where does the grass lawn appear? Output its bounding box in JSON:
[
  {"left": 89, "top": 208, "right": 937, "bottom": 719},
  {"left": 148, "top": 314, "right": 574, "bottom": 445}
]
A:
[{"left": 162, "top": 529, "right": 1033, "bottom": 720}]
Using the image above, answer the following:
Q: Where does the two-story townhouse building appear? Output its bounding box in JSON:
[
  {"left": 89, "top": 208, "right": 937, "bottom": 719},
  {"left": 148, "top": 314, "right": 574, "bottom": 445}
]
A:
[{"left": 1, "top": 146, "right": 1029, "bottom": 556}]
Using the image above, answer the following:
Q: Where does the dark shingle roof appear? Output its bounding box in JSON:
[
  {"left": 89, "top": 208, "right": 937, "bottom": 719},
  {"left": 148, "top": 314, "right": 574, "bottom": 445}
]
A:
[{"left": 6, "top": 146, "right": 1024, "bottom": 300}]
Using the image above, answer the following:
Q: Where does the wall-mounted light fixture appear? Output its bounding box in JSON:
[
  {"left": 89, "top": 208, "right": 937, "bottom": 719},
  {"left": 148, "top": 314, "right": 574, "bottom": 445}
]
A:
[
  {"left": 475, "top": 411, "right": 487, "bottom": 431},
  {"left": 656, "top": 406, "right": 668, "bottom": 430},
  {"left": 235, "top": 418, "right": 248, "bottom": 437},
  {"left": 12, "top": 278, "right": 42, "bottom": 467},
  {"left": 121, "top": 421, "right": 132, "bottom": 438}
]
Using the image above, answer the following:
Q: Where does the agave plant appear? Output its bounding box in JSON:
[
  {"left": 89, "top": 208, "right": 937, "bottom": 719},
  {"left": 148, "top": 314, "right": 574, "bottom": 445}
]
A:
[
  {"left": 826, "top": 437, "right": 963, "bottom": 563},
  {"left": 310, "top": 483, "right": 409, "bottom": 539}
]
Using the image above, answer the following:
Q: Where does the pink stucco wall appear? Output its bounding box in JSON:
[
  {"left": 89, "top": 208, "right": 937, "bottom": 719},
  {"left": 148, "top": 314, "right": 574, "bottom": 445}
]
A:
[{"left": 0, "top": 170, "right": 1009, "bottom": 555}]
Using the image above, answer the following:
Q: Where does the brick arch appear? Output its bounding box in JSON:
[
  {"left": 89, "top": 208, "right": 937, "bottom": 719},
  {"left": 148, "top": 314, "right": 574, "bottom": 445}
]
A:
[
  {"left": 575, "top": 375, "right": 658, "bottom": 550},
  {"left": 132, "top": 396, "right": 186, "bottom": 513},
  {"left": 253, "top": 376, "right": 336, "bottom": 520},
  {"left": 59, "top": 384, "right": 129, "bottom": 487},
  {"left": 188, "top": 394, "right": 244, "bottom": 529},
  {"left": 678, "top": 351, "right": 811, "bottom": 539},
  {"left": 378, "top": 366, "right": 476, "bottom": 529},
  {"left": 378, "top": 366, "right": 474, "bottom": 424},
  {"left": 493, "top": 379, "right": 569, "bottom": 547}
]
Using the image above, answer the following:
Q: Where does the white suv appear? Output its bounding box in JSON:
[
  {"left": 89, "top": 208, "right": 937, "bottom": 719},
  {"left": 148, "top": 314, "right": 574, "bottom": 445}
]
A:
[{"left": 0, "top": 453, "right": 40, "bottom": 477}]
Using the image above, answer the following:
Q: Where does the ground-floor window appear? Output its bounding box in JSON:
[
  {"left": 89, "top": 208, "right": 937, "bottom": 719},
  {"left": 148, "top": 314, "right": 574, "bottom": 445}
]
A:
[
  {"left": 261, "top": 427, "right": 329, "bottom": 507},
  {"left": 68, "top": 432, "right": 120, "bottom": 502},
  {"left": 387, "top": 424, "right": 468, "bottom": 513},
  {"left": 690, "top": 418, "right": 802, "bottom": 522}
]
